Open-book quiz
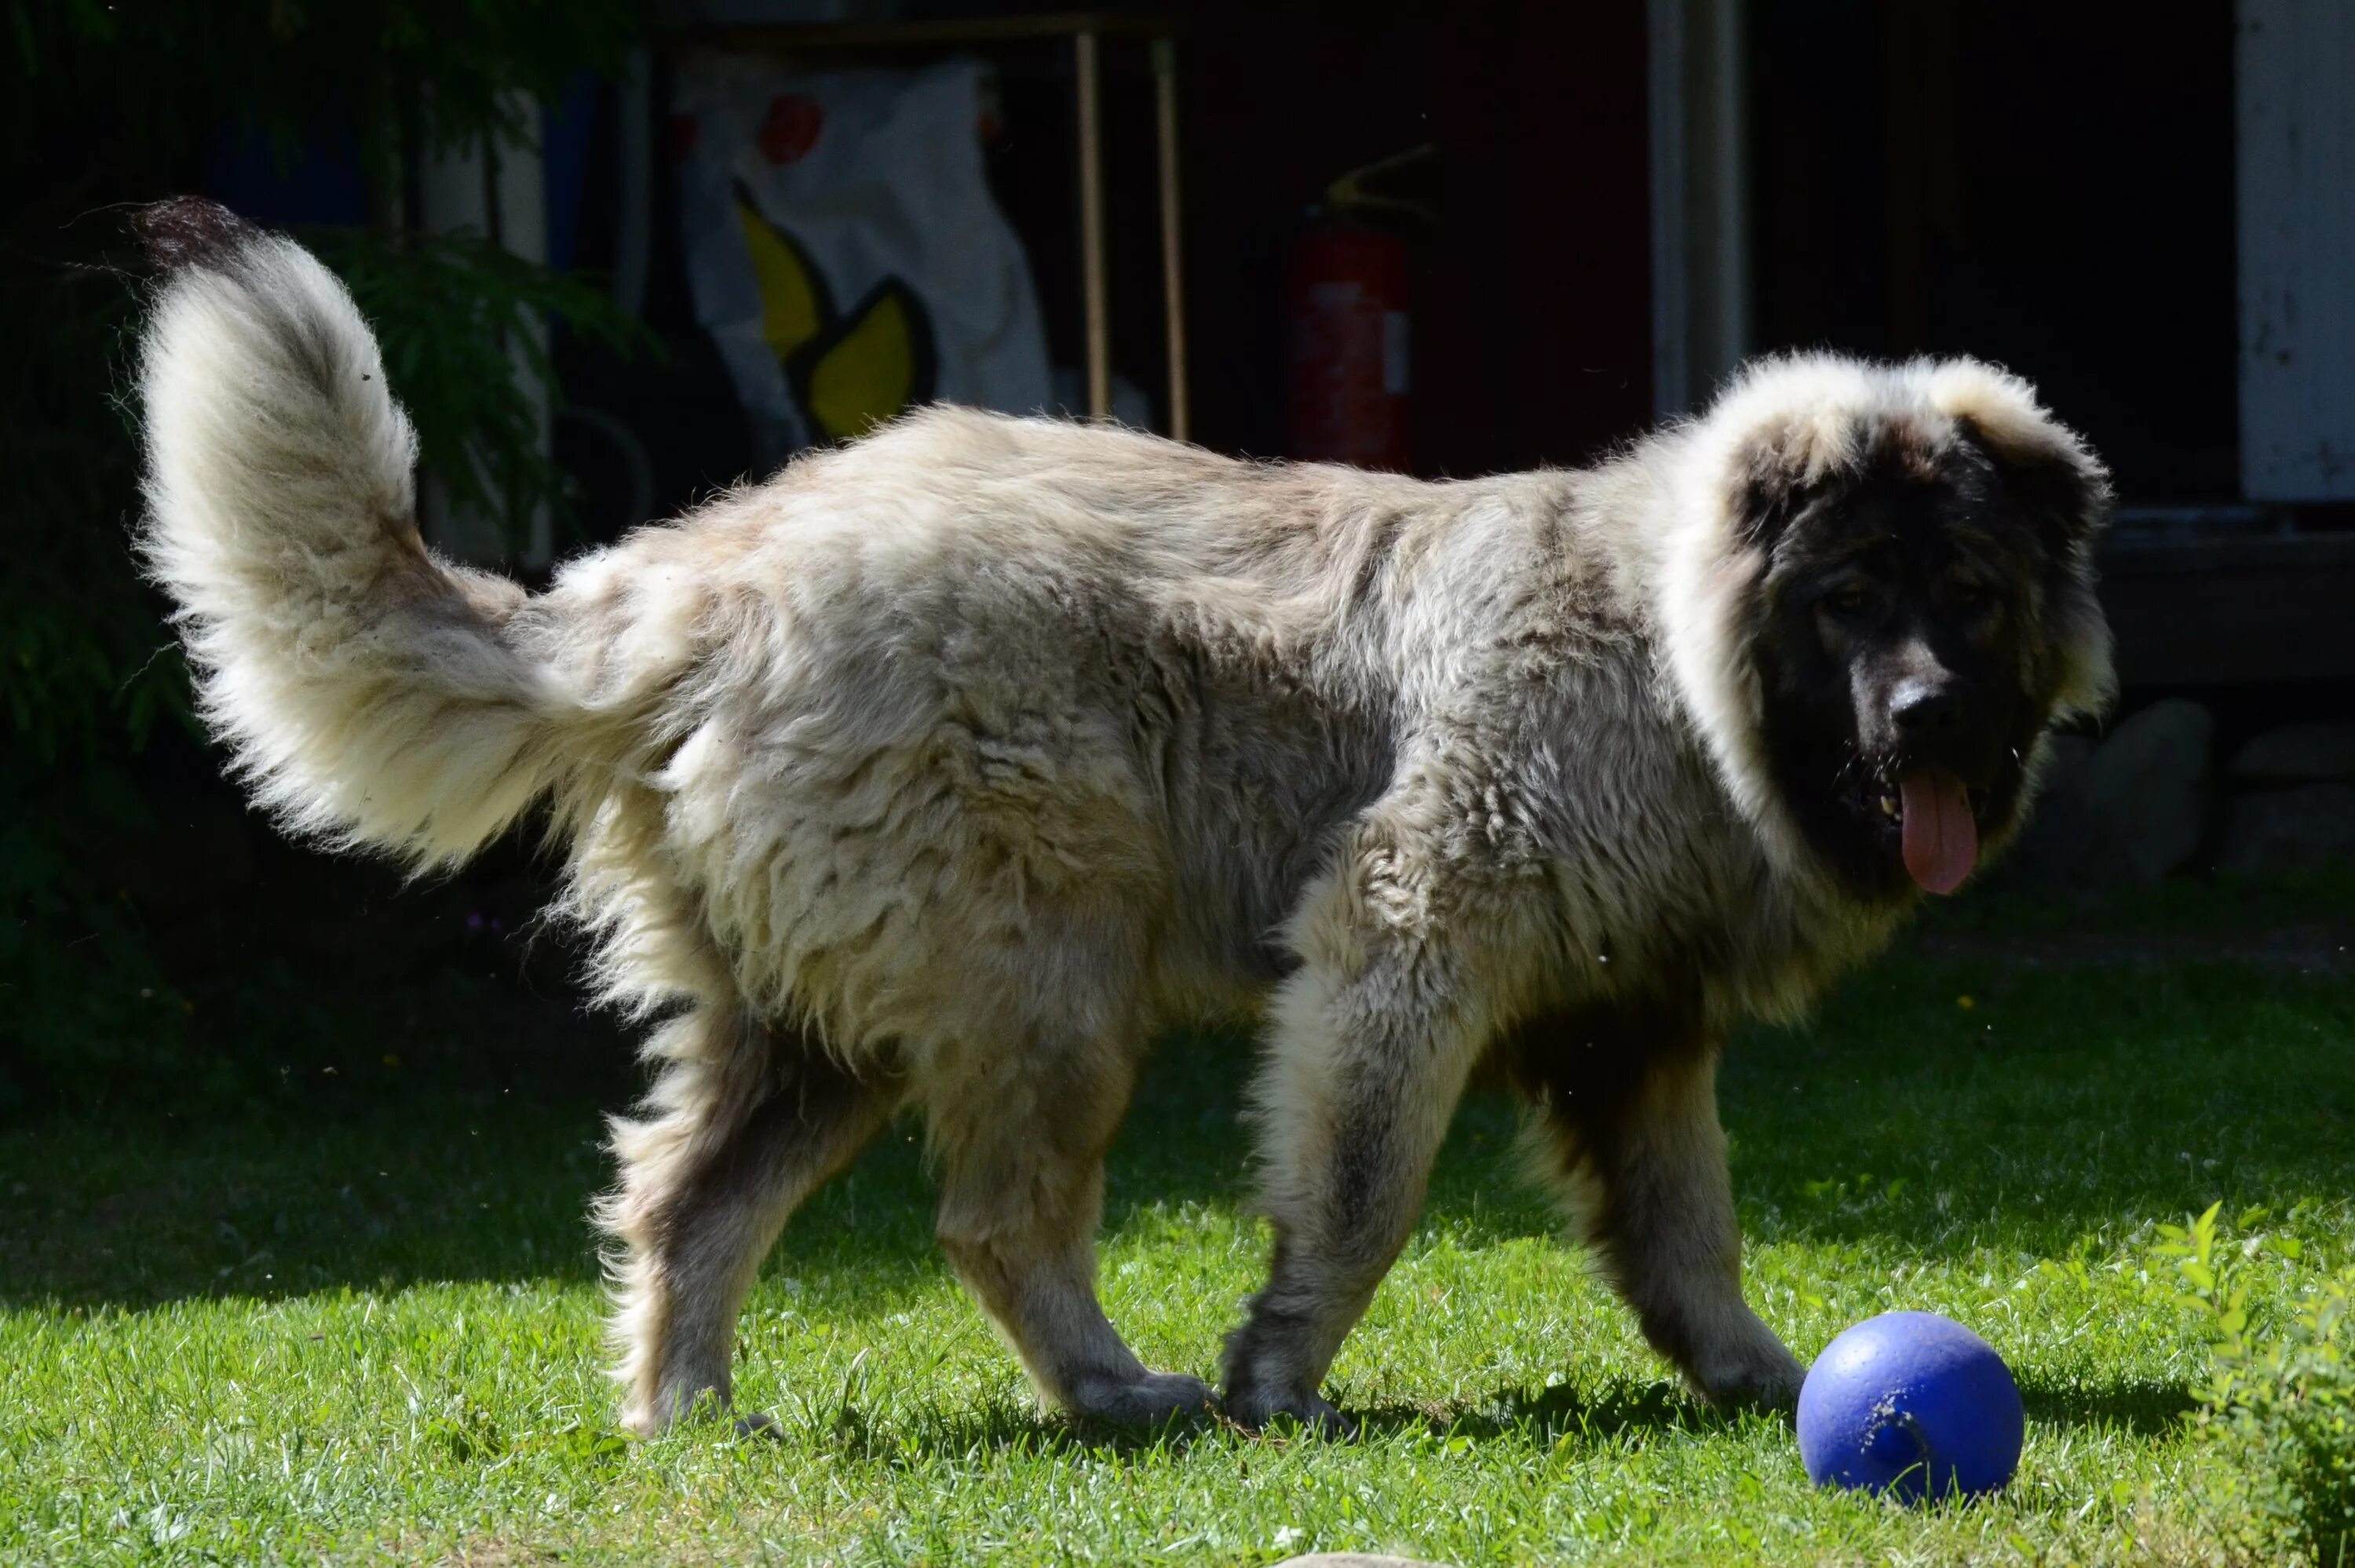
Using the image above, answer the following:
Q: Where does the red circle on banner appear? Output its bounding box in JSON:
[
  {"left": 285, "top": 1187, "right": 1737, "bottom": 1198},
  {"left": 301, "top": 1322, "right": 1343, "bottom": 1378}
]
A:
[{"left": 759, "top": 95, "right": 826, "bottom": 164}]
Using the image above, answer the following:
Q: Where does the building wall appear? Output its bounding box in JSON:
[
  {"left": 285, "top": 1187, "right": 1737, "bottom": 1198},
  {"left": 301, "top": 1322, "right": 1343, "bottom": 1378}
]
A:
[{"left": 2238, "top": 0, "right": 2355, "bottom": 501}]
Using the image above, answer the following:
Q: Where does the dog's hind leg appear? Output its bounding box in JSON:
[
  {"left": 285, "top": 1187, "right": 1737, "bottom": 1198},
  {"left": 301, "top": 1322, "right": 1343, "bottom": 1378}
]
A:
[
  {"left": 602, "top": 1007, "right": 896, "bottom": 1436},
  {"left": 1520, "top": 1014, "right": 1802, "bottom": 1408},
  {"left": 927, "top": 1026, "right": 1215, "bottom": 1428}
]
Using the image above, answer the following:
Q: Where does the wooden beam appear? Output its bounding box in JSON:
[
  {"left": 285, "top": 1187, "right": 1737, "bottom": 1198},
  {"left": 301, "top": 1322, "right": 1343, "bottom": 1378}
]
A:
[
  {"left": 703, "top": 11, "right": 1178, "bottom": 53},
  {"left": 1075, "top": 28, "right": 1111, "bottom": 420},
  {"left": 2100, "top": 531, "right": 2355, "bottom": 686},
  {"left": 1153, "top": 38, "right": 1188, "bottom": 442}
]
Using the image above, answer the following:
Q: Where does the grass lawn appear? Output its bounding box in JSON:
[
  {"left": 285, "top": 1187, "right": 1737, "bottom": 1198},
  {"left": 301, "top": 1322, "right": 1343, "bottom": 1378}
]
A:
[{"left": 3, "top": 881, "right": 2350, "bottom": 1565}]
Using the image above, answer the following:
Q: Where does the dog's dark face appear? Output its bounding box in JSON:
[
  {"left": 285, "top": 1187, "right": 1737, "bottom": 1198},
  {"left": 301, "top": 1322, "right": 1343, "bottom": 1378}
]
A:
[{"left": 1744, "top": 428, "right": 2105, "bottom": 902}]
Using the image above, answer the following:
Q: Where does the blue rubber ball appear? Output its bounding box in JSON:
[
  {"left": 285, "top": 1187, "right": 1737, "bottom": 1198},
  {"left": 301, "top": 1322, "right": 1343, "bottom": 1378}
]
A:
[{"left": 1797, "top": 1311, "right": 2025, "bottom": 1502}]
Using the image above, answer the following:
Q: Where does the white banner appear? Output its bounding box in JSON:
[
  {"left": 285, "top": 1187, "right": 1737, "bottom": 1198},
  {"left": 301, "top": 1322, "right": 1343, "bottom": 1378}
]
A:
[{"left": 674, "top": 53, "right": 1053, "bottom": 469}]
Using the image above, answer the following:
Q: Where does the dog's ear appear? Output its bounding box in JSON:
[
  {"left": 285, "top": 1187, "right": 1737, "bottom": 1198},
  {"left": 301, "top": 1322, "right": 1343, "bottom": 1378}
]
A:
[
  {"left": 1954, "top": 413, "right": 2114, "bottom": 559},
  {"left": 1950, "top": 409, "right": 2116, "bottom": 721},
  {"left": 1726, "top": 420, "right": 1836, "bottom": 552}
]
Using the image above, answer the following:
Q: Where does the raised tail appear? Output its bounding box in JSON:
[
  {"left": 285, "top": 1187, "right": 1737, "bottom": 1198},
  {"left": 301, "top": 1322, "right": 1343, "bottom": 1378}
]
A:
[{"left": 137, "top": 198, "right": 564, "bottom": 868}]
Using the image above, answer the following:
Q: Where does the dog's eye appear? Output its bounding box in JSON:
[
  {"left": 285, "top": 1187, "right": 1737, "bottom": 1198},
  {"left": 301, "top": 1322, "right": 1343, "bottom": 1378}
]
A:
[
  {"left": 1823, "top": 584, "right": 1870, "bottom": 616},
  {"left": 1948, "top": 578, "right": 1992, "bottom": 610}
]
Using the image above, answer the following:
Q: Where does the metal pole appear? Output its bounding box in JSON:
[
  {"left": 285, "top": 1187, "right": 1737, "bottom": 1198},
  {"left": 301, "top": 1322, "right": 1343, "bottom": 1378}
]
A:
[
  {"left": 1075, "top": 29, "right": 1112, "bottom": 420},
  {"left": 1152, "top": 37, "right": 1189, "bottom": 443}
]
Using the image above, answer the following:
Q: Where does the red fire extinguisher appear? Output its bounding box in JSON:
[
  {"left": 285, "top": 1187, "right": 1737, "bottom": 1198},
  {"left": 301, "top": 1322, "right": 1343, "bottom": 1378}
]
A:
[{"left": 1285, "top": 147, "right": 1433, "bottom": 472}]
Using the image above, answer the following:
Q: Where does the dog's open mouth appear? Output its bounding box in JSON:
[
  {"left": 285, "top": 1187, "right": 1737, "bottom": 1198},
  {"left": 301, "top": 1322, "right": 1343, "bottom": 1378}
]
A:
[{"left": 1870, "top": 769, "right": 1983, "bottom": 895}]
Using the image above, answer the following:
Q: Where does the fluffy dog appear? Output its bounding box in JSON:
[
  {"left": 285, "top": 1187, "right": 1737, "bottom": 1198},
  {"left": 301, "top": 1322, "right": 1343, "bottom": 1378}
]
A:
[{"left": 134, "top": 199, "right": 2112, "bottom": 1435}]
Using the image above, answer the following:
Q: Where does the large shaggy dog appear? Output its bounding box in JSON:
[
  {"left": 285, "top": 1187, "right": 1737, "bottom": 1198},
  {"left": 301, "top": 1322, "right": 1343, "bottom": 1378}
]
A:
[{"left": 136, "top": 199, "right": 2112, "bottom": 1435}]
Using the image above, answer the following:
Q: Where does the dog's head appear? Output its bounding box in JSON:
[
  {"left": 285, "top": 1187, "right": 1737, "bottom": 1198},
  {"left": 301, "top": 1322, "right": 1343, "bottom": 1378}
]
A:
[{"left": 1657, "top": 356, "right": 2114, "bottom": 903}]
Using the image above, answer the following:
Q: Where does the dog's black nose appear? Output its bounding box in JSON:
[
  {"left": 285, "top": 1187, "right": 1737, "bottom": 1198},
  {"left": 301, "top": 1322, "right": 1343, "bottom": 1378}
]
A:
[{"left": 1891, "top": 680, "right": 1958, "bottom": 735}]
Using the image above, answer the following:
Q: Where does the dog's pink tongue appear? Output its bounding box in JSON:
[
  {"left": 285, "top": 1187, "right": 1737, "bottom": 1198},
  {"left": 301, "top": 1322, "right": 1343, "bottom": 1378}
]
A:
[{"left": 1899, "top": 770, "right": 1978, "bottom": 895}]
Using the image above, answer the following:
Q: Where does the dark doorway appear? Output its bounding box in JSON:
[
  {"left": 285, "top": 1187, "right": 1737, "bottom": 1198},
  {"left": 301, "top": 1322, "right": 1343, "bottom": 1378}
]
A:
[{"left": 1748, "top": 0, "right": 2240, "bottom": 501}]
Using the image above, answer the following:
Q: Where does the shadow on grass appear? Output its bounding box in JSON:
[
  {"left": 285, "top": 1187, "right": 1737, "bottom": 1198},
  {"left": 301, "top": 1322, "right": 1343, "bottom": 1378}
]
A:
[
  {"left": 2015, "top": 1373, "right": 2196, "bottom": 1436},
  {"left": 1352, "top": 1376, "right": 1766, "bottom": 1445},
  {"left": 0, "top": 1080, "right": 951, "bottom": 1311},
  {"left": 1713, "top": 955, "right": 2354, "bottom": 1262},
  {"left": 0, "top": 1026, "right": 1268, "bottom": 1311},
  {"left": 5, "top": 939, "right": 2346, "bottom": 1311},
  {"left": 1363, "top": 1370, "right": 2194, "bottom": 1445},
  {"left": 730, "top": 1362, "right": 2190, "bottom": 1473}
]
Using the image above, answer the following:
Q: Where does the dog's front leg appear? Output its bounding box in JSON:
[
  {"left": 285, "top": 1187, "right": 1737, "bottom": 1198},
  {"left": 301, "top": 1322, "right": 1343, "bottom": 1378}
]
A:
[
  {"left": 1221, "top": 859, "right": 1502, "bottom": 1431},
  {"left": 1531, "top": 1036, "right": 1803, "bottom": 1408}
]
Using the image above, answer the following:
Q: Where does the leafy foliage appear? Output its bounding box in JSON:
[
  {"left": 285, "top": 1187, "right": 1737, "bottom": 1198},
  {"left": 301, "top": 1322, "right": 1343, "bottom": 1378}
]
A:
[
  {"left": 5, "top": 2, "right": 644, "bottom": 187},
  {"left": 2160, "top": 1202, "right": 2355, "bottom": 1565},
  {"left": 317, "top": 227, "right": 652, "bottom": 539},
  {"left": 0, "top": 0, "right": 650, "bottom": 1107}
]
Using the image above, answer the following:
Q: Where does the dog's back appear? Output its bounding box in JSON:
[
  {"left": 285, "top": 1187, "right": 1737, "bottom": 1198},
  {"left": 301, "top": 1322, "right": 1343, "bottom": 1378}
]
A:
[{"left": 526, "top": 400, "right": 1651, "bottom": 1041}]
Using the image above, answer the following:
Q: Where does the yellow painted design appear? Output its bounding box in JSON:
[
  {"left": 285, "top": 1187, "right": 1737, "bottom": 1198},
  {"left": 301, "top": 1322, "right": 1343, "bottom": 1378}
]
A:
[
  {"left": 738, "top": 202, "right": 823, "bottom": 358},
  {"left": 808, "top": 291, "right": 916, "bottom": 439}
]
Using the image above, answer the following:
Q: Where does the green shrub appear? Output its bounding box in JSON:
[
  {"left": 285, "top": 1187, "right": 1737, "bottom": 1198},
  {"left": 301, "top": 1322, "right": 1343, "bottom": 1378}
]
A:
[
  {"left": 0, "top": 0, "right": 650, "bottom": 1107},
  {"left": 2159, "top": 1202, "right": 2355, "bottom": 1566}
]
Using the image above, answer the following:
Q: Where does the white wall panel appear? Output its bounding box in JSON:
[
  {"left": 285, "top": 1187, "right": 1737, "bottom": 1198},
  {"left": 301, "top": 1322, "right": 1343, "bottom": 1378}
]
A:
[{"left": 2238, "top": 0, "right": 2355, "bottom": 500}]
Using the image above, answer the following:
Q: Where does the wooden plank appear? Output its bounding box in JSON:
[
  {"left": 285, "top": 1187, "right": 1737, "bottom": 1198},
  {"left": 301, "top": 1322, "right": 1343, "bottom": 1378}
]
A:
[
  {"left": 1153, "top": 38, "right": 1188, "bottom": 443},
  {"left": 2099, "top": 531, "right": 2355, "bottom": 685},
  {"left": 1646, "top": 0, "right": 1751, "bottom": 417},
  {"left": 701, "top": 12, "right": 1178, "bottom": 53},
  {"left": 1075, "top": 29, "right": 1110, "bottom": 419}
]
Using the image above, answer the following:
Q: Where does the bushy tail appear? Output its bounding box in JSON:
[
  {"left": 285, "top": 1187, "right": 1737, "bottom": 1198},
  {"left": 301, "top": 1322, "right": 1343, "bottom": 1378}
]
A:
[{"left": 137, "top": 199, "right": 564, "bottom": 868}]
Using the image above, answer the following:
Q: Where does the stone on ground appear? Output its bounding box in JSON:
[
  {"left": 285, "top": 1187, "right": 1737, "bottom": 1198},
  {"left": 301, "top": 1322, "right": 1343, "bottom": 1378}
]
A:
[{"left": 2025, "top": 699, "right": 2214, "bottom": 884}]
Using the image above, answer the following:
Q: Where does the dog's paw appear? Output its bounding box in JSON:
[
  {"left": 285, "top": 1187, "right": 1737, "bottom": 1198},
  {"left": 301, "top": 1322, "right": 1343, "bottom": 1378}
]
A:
[
  {"left": 732, "top": 1409, "right": 788, "bottom": 1439},
  {"left": 620, "top": 1381, "right": 741, "bottom": 1439},
  {"left": 1221, "top": 1382, "right": 1356, "bottom": 1437},
  {"left": 1069, "top": 1369, "right": 1218, "bottom": 1428},
  {"left": 1689, "top": 1329, "right": 1807, "bottom": 1413}
]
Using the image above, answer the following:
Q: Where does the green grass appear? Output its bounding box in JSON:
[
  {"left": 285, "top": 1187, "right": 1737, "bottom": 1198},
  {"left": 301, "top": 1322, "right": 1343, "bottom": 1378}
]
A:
[{"left": 5, "top": 887, "right": 2352, "bottom": 1565}]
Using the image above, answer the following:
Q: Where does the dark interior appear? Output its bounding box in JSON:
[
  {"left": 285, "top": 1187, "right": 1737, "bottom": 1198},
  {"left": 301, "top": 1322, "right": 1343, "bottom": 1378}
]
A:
[{"left": 1750, "top": 0, "right": 2241, "bottom": 501}]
